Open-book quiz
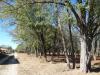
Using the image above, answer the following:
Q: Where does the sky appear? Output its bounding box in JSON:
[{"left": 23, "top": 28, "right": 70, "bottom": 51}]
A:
[
  {"left": 0, "top": 19, "right": 18, "bottom": 49},
  {"left": 0, "top": 0, "right": 18, "bottom": 49}
]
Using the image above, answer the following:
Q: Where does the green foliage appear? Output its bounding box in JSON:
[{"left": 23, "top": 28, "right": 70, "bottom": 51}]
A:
[{"left": 1, "top": 0, "right": 84, "bottom": 55}]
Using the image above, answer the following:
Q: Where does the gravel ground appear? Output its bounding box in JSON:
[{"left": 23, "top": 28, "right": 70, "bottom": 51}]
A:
[{"left": 0, "top": 53, "right": 100, "bottom": 75}]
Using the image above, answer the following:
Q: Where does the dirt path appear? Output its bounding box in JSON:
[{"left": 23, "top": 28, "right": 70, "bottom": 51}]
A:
[
  {"left": 0, "top": 53, "right": 18, "bottom": 75},
  {"left": 0, "top": 53, "right": 100, "bottom": 75}
]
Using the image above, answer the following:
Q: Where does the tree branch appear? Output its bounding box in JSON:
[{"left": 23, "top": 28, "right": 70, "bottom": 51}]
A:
[
  {"left": 2, "top": 0, "right": 15, "bottom": 8},
  {"left": 92, "top": 24, "right": 100, "bottom": 35},
  {"left": 77, "top": 0, "right": 82, "bottom": 3},
  {"left": 65, "top": 1, "right": 81, "bottom": 24},
  {"left": 93, "top": 31, "right": 100, "bottom": 38},
  {"left": 65, "top": 0, "right": 87, "bottom": 31},
  {"left": 30, "top": 1, "right": 65, "bottom": 6}
]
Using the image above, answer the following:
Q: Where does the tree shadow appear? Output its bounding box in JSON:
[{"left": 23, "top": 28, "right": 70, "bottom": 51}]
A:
[
  {"left": 0, "top": 53, "right": 9, "bottom": 60},
  {"left": 47, "top": 55, "right": 80, "bottom": 63},
  {"left": 0, "top": 55, "right": 20, "bottom": 65},
  {"left": 91, "top": 67, "right": 100, "bottom": 72},
  {"left": 91, "top": 58, "right": 100, "bottom": 72}
]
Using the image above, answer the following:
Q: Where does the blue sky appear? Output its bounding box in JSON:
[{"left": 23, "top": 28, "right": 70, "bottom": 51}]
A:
[{"left": 0, "top": 19, "right": 18, "bottom": 49}]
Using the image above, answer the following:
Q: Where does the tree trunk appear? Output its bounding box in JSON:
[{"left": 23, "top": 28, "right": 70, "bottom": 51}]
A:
[
  {"left": 58, "top": 17, "right": 71, "bottom": 69},
  {"left": 57, "top": 49, "right": 60, "bottom": 58},
  {"left": 97, "top": 40, "right": 100, "bottom": 56},
  {"left": 51, "top": 49, "right": 55, "bottom": 61},
  {"left": 93, "top": 38, "right": 98, "bottom": 60},
  {"left": 40, "top": 29, "right": 47, "bottom": 60},
  {"left": 35, "top": 48, "right": 38, "bottom": 57},
  {"left": 80, "top": 34, "right": 92, "bottom": 73},
  {"left": 51, "top": 30, "right": 57, "bottom": 61},
  {"left": 68, "top": 20, "right": 75, "bottom": 69},
  {"left": 56, "top": 3, "right": 70, "bottom": 69}
]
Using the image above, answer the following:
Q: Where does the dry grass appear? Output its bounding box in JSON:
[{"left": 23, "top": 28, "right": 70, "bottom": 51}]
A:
[{"left": 17, "top": 53, "right": 100, "bottom": 75}]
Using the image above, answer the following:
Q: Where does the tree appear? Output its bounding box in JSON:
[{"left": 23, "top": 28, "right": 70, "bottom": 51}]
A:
[
  {"left": 65, "top": 0, "right": 100, "bottom": 72},
  {"left": 29, "top": 0, "right": 100, "bottom": 72},
  {"left": 1, "top": 0, "right": 100, "bottom": 73}
]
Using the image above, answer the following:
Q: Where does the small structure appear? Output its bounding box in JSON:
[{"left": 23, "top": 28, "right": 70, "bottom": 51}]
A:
[
  {"left": 0, "top": 47, "right": 7, "bottom": 54},
  {"left": 0, "top": 45, "right": 12, "bottom": 54}
]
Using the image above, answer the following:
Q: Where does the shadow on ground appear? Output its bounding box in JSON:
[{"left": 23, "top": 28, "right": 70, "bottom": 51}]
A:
[
  {"left": 0, "top": 54, "right": 9, "bottom": 60},
  {"left": 91, "top": 67, "right": 100, "bottom": 72},
  {"left": 0, "top": 54, "right": 20, "bottom": 65}
]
